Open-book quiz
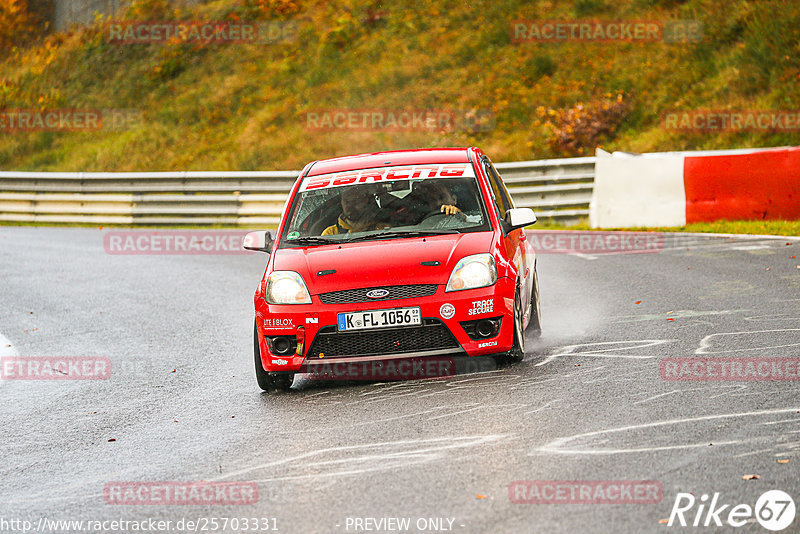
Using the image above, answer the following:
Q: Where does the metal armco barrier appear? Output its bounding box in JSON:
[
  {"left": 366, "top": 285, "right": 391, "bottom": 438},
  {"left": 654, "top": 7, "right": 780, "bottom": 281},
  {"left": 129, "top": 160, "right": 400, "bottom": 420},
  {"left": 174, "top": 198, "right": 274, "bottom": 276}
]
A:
[
  {"left": 0, "top": 157, "right": 595, "bottom": 226},
  {"left": 495, "top": 157, "right": 595, "bottom": 223}
]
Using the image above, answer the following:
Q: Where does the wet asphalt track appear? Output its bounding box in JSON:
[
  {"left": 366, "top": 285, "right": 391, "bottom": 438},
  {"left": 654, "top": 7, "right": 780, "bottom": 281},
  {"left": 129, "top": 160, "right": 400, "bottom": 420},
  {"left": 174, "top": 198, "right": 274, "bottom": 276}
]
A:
[{"left": 1, "top": 226, "right": 799, "bottom": 534}]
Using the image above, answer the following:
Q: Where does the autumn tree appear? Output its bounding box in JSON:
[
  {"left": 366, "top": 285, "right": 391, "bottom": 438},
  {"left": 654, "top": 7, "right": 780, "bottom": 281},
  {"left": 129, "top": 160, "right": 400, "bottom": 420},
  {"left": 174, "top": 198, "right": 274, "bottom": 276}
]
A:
[{"left": 0, "top": 0, "right": 39, "bottom": 51}]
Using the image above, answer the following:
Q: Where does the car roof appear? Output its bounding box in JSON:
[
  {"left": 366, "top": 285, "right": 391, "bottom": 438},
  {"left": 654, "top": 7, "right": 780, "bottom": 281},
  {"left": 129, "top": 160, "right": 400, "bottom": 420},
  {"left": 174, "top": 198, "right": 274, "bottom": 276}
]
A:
[{"left": 305, "top": 148, "right": 473, "bottom": 177}]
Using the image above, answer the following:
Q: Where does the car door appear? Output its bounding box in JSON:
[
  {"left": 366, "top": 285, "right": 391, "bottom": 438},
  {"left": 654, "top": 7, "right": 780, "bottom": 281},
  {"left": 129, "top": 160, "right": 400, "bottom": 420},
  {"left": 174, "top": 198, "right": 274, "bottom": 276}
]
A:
[{"left": 482, "top": 156, "right": 534, "bottom": 319}]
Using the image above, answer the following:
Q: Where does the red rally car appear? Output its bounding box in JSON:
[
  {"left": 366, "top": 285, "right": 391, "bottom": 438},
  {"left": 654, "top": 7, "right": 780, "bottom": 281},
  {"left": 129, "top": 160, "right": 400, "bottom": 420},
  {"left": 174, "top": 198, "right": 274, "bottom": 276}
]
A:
[{"left": 243, "top": 147, "right": 541, "bottom": 391}]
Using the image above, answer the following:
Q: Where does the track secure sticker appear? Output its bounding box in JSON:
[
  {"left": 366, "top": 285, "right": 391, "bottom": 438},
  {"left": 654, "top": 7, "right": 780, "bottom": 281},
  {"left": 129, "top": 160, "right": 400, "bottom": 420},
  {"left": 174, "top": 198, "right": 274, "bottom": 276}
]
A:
[
  {"left": 440, "top": 303, "right": 456, "bottom": 320},
  {"left": 468, "top": 299, "right": 494, "bottom": 316}
]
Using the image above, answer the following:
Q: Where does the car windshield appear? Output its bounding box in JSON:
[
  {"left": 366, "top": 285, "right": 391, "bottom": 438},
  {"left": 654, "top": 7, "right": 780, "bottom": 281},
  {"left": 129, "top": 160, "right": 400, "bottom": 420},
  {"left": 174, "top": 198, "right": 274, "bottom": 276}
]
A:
[{"left": 279, "top": 163, "right": 490, "bottom": 247}]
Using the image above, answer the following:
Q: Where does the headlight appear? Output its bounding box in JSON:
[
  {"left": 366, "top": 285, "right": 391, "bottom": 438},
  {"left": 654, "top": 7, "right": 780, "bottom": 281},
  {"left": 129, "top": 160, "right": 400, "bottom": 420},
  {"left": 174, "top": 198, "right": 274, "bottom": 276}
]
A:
[
  {"left": 446, "top": 254, "right": 497, "bottom": 292},
  {"left": 266, "top": 271, "right": 312, "bottom": 304}
]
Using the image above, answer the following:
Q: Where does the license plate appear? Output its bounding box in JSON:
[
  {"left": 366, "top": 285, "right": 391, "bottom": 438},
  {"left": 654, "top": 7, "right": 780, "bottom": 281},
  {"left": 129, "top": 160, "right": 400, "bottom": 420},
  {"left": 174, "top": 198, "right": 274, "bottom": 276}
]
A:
[{"left": 337, "top": 307, "right": 422, "bottom": 331}]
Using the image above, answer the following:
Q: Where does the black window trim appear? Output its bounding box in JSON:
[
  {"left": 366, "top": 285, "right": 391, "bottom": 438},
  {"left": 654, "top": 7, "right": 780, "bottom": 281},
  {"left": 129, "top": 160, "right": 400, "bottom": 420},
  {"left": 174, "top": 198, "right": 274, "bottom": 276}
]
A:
[{"left": 480, "top": 155, "right": 515, "bottom": 234}]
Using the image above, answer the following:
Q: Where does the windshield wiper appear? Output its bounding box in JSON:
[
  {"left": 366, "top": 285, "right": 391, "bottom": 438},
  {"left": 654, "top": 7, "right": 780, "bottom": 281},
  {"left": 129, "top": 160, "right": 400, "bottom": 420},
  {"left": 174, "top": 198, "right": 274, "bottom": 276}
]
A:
[
  {"left": 284, "top": 236, "right": 337, "bottom": 246},
  {"left": 344, "top": 229, "right": 462, "bottom": 243}
]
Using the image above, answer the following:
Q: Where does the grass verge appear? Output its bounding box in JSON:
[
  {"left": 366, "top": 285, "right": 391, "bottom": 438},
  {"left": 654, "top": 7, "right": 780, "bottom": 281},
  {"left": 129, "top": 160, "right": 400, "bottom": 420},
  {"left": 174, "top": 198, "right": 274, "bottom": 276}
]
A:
[{"left": 533, "top": 219, "right": 800, "bottom": 237}]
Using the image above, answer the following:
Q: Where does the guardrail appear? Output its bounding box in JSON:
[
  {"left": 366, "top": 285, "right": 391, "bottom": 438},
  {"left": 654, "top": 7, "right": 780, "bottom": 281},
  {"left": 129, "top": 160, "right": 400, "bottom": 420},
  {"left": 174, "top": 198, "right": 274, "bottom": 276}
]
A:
[
  {"left": 496, "top": 157, "right": 595, "bottom": 223},
  {"left": 0, "top": 157, "right": 595, "bottom": 226}
]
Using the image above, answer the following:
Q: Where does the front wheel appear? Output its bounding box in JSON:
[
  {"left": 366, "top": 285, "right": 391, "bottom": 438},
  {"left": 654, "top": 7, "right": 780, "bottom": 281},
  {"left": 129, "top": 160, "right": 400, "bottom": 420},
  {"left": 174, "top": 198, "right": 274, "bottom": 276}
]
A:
[
  {"left": 507, "top": 289, "right": 526, "bottom": 363},
  {"left": 254, "top": 319, "right": 294, "bottom": 392},
  {"left": 527, "top": 265, "right": 542, "bottom": 338}
]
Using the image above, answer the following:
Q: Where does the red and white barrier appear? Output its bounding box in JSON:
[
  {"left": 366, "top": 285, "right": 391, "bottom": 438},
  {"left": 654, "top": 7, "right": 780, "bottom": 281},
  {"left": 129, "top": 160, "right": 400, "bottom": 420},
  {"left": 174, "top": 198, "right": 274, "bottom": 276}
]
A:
[{"left": 590, "top": 146, "right": 800, "bottom": 228}]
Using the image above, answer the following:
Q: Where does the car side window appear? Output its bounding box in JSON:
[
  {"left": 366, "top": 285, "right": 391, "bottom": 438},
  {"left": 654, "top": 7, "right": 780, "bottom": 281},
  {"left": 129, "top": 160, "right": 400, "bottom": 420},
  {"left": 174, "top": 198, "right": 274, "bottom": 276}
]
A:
[{"left": 482, "top": 158, "right": 514, "bottom": 220}]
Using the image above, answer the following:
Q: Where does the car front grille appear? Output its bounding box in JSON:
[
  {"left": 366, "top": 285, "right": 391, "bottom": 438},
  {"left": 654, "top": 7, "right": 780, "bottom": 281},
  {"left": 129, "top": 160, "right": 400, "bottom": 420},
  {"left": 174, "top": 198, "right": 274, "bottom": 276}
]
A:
[
  {"left": 306, "top": 319, "right": 460, "bottom": 358},
  {"left": 319, "top": 284, "right": 438, "bottom": 304}
]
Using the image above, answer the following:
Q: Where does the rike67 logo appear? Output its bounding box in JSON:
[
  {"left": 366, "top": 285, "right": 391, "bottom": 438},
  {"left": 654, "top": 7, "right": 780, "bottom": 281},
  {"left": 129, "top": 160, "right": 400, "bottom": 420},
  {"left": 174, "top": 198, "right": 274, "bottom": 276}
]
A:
[{"left": 667, "top": 490, "right": 795, "bottom": 531}]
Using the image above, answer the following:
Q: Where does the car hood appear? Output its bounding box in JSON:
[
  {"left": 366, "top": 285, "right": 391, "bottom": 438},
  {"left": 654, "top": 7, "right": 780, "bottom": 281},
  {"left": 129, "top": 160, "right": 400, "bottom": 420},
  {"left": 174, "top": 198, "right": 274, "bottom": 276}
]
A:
[{"left": 272, "top": 232, "right": 494, "bottom": 294}]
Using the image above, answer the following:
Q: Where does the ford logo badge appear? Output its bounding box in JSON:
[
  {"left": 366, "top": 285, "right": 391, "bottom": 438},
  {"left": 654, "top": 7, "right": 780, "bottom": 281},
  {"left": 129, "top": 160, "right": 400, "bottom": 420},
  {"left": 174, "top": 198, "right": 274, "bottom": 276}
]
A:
[{"left": 366, "top": 289, "right": 390, "bottom": 299}]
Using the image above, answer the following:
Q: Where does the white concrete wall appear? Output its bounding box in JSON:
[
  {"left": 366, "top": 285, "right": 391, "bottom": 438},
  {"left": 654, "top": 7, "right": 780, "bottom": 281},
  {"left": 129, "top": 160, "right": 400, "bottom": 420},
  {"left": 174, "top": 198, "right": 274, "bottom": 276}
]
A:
[
  {"left": 53, "top": 0, "right": 126, "bottom": 31},
  {"left": 52, "top": 0, "right": 202, "bottom": 31},
  {"left": 590, "top": 151, "right": 686, "bottom": 228}
]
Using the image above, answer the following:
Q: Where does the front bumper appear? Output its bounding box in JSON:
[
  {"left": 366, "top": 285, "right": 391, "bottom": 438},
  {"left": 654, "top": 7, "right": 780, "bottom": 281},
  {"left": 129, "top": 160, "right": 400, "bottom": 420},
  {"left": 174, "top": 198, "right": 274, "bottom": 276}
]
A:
[{"left": 255, "top": 278, "right": 516, "bottom": 373}]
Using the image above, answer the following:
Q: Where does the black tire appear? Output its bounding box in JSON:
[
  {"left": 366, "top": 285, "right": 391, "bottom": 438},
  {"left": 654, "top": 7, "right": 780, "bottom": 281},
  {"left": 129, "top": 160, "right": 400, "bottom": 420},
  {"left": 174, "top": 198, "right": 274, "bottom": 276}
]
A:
[
  {"left": 253, "top": 319, "right": 294, "bottom": 392},
  {"left": 271, "top": 372, "right": 294, "bottom": 391},
  {"left": 254, "top": 319, "right": 273, "bottom": 391},
  {"left": 527, "top": 265, "right": 542, "bottom": 338},
  {"left": 507, "top": 288, "right": 526, "bottom": 363}
]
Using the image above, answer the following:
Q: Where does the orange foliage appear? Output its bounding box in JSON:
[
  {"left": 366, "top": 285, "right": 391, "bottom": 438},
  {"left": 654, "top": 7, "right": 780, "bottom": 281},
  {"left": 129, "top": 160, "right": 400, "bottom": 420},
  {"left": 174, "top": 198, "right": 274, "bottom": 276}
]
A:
[
  {"left": 256, "top": 0, "right": 303, "bottom": 17},
  {"left": 0, "top": 0, "right": 38, "bottom": 50},
  {"left": 540, "top": 92, "right": 630, "bottom": 156}
]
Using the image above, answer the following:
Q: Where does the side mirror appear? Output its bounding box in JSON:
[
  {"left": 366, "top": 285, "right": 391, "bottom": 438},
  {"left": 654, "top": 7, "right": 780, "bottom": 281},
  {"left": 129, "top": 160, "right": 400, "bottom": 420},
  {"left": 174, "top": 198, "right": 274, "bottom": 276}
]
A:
[
  {"left": 242, "top": 231, "right": 274, "bottom": 253},
  {"left": 504, "top": 208, "right": 537, "bottom": 230}
]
